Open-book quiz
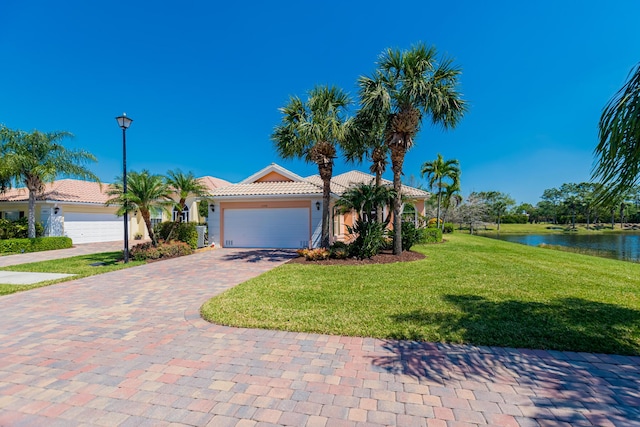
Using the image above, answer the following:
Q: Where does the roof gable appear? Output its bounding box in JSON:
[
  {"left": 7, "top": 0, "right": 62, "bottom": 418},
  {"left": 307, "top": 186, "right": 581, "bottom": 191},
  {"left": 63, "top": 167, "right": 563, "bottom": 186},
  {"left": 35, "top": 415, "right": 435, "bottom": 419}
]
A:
[{"left": 240, "top": 163, "right": 306, "bottom": 184}]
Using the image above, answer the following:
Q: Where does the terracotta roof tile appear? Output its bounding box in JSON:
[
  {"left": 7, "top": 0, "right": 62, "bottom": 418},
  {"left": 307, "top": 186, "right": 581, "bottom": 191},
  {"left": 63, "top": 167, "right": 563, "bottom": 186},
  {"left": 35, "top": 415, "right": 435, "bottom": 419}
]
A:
[
  {"left": 210, "top": 181, "right": 323, "bottom": 197},
  {"left": 0, "top": 179, "right": 110, "bottom": 204},
  {"left": 307, "top": 171, "right": 430, "bottom": 198},
  {"left": 198, "top": 176, "right": 231, "bottom": 191}
]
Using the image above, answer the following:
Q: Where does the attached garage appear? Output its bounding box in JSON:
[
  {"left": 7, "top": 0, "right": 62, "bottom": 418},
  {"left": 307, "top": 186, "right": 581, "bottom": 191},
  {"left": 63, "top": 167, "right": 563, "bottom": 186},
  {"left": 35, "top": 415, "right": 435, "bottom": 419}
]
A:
[
  {"left": 64, "top": 212, "right": 124, "bottom": 244},
  {"left": 223, "top": 208, "right": 310, "bottom": 248}
]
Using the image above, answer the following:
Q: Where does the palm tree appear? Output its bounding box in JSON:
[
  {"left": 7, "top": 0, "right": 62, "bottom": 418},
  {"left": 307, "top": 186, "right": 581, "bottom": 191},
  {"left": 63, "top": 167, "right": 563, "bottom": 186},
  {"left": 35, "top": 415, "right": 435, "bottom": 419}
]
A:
[
  {"left": 344, "top": 107, "right": 390, "bottom": 223},
  {"left": 593, "top": 63, "right": 640, "bottom": 202},
  {"left": 441, "top": 182, "right": 463, "bottom": 226},
  {"left": 272, "top": 85, "right": 352, "bottom": 248},
  {"left": 0, "top": 126, "right": 99, "bottom": 238},
  {"left": 359, "top": 44, "right": 466, "bottom": 254},
  {"left": 165, "top": 169, "right": 209, "bottom": 223},
  {"left": 421, "top": 154, "right": 460, "bottom": 230},
  {"left": 106, "top": 170, "right": 173, "bottom": 247},
  {"left": 334, "top": 182, "right": 395, "bottom": 225}
]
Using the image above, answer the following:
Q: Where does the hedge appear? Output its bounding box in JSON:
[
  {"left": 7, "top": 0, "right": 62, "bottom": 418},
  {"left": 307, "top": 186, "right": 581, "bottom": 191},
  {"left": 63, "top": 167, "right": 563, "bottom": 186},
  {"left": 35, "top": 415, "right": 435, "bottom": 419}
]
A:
[
  {"left": 0, "top": 237, "right": 73, "bottom": 254},
  {"left": 154, "top": 222, "right": 198, "bottom": 249},
  {"left": 417, "top": 227, "right": 443, "bottom": 244}
]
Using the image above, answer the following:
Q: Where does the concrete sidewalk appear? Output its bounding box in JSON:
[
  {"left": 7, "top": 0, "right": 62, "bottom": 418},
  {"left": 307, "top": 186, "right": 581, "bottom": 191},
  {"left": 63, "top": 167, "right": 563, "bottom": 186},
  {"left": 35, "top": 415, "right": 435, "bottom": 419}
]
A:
[
  {"left": 0, "top": 241, "right": 125, "bottom": 268},
  {"left": 0, "top": 248, "right": 638, "bottom": 426}
]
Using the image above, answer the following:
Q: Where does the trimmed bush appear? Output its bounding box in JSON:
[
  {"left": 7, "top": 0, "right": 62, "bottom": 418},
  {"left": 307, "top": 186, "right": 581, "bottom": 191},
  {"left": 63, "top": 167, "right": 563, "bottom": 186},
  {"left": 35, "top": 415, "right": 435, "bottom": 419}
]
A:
[
  {"left": 0, "top": 237, "right": 72, "bottom": 254},
  {"left": 296, "top": 248, "right": 330, "bottom": 261},
  {"left": 0, "top": 217, "right": 44, "bottom": 239},
  {"left": 154, "top": 221, "right": 198, "bottom": 249},
  {"left": 443, "top": 222, "right": 455, "bottom": 234},
  {"left": 129, "top": 240, "right": 193, "bottom": 261},
  {"left": 329, "top": 242, "right": 349, "bottom": 259},
  {"left": 401, "top": 221, "right": 420, "bottom": 251},
  {"left": 416, "top": 227, "right": 443, "bottom": 244}
]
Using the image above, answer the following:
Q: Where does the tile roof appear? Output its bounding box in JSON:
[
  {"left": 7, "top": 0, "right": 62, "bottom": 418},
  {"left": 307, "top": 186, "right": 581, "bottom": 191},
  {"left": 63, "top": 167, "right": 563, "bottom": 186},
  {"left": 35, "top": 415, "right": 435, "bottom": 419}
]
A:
[
  {"left": 198, "top": 176, "right": 231, "bottom": 191},
  {"left": 210, "top": 181, "right": 323, "bottom": 197},
  {"left": 0, "top": 179, "right": 110, "bottom": 204},
  {"left": 308, "top": 171, "right": 430, "bottom": 198}
]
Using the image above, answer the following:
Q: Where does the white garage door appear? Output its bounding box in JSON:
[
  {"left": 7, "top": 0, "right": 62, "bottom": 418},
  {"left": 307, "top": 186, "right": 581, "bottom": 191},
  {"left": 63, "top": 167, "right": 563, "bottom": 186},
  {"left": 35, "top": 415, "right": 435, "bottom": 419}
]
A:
[
  {"left": 64, "top": 213, "right": 124, "bottom": 244},
  {"left": 224, "top": 208, "right": 309, "bottom": 248}
]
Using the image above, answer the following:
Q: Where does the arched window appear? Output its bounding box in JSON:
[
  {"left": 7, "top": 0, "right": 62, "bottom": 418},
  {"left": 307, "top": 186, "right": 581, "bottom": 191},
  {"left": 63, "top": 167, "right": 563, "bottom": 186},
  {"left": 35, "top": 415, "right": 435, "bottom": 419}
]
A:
[{"left": 172, "top": 205, "right": 189, "bottom": 222}]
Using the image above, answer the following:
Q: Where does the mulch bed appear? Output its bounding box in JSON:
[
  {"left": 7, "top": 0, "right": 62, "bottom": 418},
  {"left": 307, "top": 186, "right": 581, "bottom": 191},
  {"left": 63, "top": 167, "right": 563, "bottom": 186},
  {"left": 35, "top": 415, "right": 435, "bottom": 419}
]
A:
[{"left": 287, "top": 249, "right": 425, "bottom": 266}]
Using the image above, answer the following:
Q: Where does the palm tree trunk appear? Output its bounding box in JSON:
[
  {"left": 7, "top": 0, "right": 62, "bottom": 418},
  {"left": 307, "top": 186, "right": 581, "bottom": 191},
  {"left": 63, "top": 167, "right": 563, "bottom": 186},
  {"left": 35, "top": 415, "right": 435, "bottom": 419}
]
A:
[
  {"left": 319, "top": 164, "right": 333, "bottom": 248},
  {"left": 375, "top": 172, "right": 383, "bottom": 224},
  {"left": 142, "top": 210, "right": 157, "bottom": 246},
  {"left": 436, "top": 178, "right": 442, "bottom": 230},
  {"left": 27, "top": 186, "right": 37, "bottom": 239},
  {"left": 390, "top": 145, "right": 405, "bottom": 255}
]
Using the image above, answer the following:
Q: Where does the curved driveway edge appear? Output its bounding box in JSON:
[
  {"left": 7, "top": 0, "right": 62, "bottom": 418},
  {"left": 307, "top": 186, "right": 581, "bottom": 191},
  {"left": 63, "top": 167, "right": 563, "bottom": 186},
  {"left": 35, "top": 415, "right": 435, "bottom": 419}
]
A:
[{"left": 1, "top": 248, "right": 639, "bottom": 426}]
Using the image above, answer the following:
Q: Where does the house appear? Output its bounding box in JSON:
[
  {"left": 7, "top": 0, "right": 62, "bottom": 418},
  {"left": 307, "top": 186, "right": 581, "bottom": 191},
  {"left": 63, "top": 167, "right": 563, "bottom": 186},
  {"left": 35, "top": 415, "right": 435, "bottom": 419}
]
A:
[
  {"left": 0, "top": 176, "right": 230, "bottom": 244},
  {"left": 207, "top": 163, "right": 429, "bottom": 249}
]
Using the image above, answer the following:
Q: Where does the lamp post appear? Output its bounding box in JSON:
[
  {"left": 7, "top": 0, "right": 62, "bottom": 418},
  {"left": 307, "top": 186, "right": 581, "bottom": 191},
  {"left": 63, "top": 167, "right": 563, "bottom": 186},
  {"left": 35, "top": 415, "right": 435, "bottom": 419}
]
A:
[{"left": 116, "top": 113, "right": 133, "bottom": 263}]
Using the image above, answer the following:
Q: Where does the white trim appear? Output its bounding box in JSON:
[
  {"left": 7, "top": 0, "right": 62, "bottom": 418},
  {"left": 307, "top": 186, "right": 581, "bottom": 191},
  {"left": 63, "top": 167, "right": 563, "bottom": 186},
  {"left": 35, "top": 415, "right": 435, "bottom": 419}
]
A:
[{"left": 240, "top": 163, "right": 307, "bottom": 184}]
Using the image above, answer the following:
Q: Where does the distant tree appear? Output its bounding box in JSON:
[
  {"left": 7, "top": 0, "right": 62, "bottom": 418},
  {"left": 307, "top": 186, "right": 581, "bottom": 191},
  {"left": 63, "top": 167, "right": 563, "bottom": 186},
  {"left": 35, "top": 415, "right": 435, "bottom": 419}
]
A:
[
  {"left": 478, "top": 191, "right": 515, "bottom": 231},
  {"left": 540, "top": 188, "right": 562, "bottom": 224},
  {"left": 515, "top": 203, "right": 537, "bottom": 223},
  {"left": 358, "top": 43, "right": 466, "bottom": 254},
  {"left": 106, "top": 170, "right": 173, "bottom": 247},
  {"left": 593, "top": 63, "right": 640, "bottom": 203},
  {"left": 459, "top": 192, "right": 486, "bottom": 234},
  {"left": 165, "top": 169, "right": 209, "bottom": 222},
  {"left": 0, "top": 126, "right": 99, "bottom": 238},
  {"left": 576, "top": 182, "right": 597, "bottom": 229},
  {"left": 421, "top": 153, "right": 460, "bottom": 230},
  {"left": 272, "top": 85, "right": 352, "bottom": 248},
  {"left": 559, "top": 183, "right": 580, "bottom": 229},
  {"left": 441, "top": 182, "right": 463, "bottom": 226}
]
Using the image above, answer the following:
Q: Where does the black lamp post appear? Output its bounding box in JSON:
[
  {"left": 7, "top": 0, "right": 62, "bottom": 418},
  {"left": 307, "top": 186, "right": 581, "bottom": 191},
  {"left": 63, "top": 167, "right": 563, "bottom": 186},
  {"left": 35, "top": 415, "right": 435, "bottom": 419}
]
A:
[{"left": 116, "top": 113, "right": 133, "bottom": 263}]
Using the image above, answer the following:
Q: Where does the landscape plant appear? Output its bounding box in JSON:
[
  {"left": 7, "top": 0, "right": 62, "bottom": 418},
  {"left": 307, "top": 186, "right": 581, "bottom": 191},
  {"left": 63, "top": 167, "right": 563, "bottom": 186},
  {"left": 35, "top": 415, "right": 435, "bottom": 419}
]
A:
[{"left": 421, "top": 153, "right": 460, "bottom": 230}]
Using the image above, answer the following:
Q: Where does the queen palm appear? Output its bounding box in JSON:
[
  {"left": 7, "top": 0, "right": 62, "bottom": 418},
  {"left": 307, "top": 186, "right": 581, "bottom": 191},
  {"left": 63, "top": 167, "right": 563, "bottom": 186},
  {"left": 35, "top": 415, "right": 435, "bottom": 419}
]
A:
[
  {"left": 421, "top": 154, "right": 460, "bottom": 230},
  {"left": 594, "top": 63, "right": 640, "bottom": 202},
  {"left": 106, "top": 170, "right": 173, "bottom": 247},
  {"left": 165, "top": 169, "right": 209, "bottom": 222},
  {"left": 334, "top": 182, "right": 395, "bottom": 225},
  {"left": 359, "top": 44, "right": 466, "bottom": 254},
  {"left": 0, "top": 126, "right": 99, "bottom": 238},
  {"left": 272, "top": 85, "right": 352, "bottom": 248}
]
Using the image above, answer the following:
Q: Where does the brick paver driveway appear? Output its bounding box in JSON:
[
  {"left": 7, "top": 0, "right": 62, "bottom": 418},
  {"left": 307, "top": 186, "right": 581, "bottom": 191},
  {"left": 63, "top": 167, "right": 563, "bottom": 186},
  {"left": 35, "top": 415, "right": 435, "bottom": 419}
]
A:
[{"left": 1, "top": 248, "right": 639, "bottom": 426}]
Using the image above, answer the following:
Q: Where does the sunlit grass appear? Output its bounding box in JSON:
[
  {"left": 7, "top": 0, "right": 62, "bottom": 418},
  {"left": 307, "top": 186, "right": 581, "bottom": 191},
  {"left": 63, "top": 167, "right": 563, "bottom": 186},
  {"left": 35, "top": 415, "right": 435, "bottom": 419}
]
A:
[{"left": 202, "top": 233, "right": 640, "bottom": 354}]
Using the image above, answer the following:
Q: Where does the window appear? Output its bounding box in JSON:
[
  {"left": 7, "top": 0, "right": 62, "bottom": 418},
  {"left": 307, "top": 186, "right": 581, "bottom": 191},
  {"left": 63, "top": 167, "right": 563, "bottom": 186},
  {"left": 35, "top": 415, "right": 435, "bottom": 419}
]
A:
[
  {"left": 172, "top": 205, "right": 189, "bottom": 222},
  {"left": 402, "top": 204, "right": 417, "bottom": 225},
  {"left": 3, "top": 211, "right": 23, "bottom": 220},
  {"left": 332, "top": 206, "right": 342, "bottom": 236},
  {"left": 150, "top": 207, "right": 163, "bottom": 229}
]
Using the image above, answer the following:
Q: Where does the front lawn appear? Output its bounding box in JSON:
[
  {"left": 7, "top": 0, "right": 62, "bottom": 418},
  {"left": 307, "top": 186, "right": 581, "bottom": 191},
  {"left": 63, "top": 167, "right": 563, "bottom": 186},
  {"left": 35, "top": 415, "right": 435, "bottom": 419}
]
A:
[
  {"left": 0, "top": 252, "right": 144, "bottom": 296},
  {"left": 202, "top": 233, "right": 640, "bottom": 355}
]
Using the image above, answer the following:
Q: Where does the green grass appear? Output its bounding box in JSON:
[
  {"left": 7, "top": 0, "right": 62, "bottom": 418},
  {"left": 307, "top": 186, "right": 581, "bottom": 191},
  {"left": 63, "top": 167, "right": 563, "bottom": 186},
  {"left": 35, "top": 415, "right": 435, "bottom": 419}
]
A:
[
  {"left": 202, "top": 233, "right": 640, "bottom": 355},
  {"left": 476, "top": 222, "right": 636, "bottom": 234},
  {"left": 0, "top": 252, "right": 145, "bottom": 296}
]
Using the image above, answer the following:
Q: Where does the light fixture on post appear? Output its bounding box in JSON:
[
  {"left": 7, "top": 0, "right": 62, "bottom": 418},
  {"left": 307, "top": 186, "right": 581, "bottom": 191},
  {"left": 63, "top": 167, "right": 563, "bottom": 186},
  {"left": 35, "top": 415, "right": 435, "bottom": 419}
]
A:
[
  {"left": 116, "top": 113, "right": 133, "bottom": 263},
  {"left": 315, "top": 201, "right": 321, "bottom": 211}
]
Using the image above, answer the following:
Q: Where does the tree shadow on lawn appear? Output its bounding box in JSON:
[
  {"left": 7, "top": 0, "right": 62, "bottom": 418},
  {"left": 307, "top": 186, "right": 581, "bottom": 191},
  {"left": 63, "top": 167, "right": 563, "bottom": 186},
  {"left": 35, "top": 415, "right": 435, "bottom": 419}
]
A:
[
  {"left": 370, "top": 295, "right": 640, "bottom": 423},
  {"left": 220, "top": 249, "right": 296, "bottom": 263}
]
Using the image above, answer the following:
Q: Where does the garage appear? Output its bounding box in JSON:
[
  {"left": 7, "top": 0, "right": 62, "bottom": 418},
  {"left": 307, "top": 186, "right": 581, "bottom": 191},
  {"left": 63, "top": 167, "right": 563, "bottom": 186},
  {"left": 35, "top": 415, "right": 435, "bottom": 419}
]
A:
[
  {"left": 64, "top": 212, "right": 124, "bottom": 244},
  {"left": 223, "top": 208, "right": 309, "bottom": 248}
]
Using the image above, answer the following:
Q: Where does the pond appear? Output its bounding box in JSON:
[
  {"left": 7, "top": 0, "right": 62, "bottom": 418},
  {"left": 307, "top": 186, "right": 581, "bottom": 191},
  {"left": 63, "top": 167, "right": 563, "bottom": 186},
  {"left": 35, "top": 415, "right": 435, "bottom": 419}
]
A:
[{"left": 486, "top": 233, "right": 640, "bottom": 262}]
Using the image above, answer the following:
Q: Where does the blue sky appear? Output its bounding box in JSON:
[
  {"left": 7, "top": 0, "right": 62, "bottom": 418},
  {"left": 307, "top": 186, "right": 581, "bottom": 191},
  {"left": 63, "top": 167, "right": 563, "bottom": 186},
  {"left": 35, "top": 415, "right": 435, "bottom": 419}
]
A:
[{"left": 2, "top": 1, "right": 639, "bottom": 204}]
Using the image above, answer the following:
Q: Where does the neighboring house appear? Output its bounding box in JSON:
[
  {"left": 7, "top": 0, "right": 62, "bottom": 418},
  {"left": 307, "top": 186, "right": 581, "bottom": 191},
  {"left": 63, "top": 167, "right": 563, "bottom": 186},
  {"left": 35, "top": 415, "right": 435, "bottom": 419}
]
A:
[
  {"left": 207, "top": 163, "right": 429, "bottom": 249},
  {"left": 0, "top": 176, "right": 230, "bottom": 244}
]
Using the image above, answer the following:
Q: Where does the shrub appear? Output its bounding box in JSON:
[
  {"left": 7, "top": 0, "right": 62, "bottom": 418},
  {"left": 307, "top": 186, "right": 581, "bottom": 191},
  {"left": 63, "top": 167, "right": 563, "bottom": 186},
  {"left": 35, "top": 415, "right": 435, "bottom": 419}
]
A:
[
  {"left": 416, "top": 227, "right": 443, "bottom": 244},
  {"left": 129, "top": 240, "right": 193, "bottom": 261},
  {"left": 296, "top": 248, "right": 330, "bottom": 261},
  {"left": 329, "top": 242, "right": 349, "bottom": 259},
  {"left": 347, "top": 219, "right": 386, "bottom": 259},
  {"left": 426, "top": 218, "right": 442, "bottom": 228},
  {"left": 0, "top": 237, "right": 72, "bottom": 253},
  {"left": 154, "top": 221, "right": 198, "bottom": 249},
  {"left": 442, "top": 222, "right": 455, "bottom": 234},
  {"left": 0, "top": 217, "right": 44, "bottom": 239},
  {"left": 401, "top": 221, "right": 420, "bottom": 251}
]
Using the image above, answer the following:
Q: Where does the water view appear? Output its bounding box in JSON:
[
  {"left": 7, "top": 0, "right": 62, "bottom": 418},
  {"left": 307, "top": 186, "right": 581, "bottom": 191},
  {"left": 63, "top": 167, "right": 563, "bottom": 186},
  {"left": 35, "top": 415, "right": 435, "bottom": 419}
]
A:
[{"left": 487, "top": 233, "right": 640, "bottom": 262}]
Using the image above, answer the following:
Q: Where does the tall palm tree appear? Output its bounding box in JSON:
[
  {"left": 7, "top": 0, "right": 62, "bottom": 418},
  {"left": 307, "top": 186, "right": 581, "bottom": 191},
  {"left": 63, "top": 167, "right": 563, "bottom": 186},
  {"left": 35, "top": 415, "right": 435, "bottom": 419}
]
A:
[
  {"left": 441, "top": 182, "right": 463, "bottom": 226},
  {"left": 421, "top": 153, "right": 460, "bottom": 230},
  {"left": 106, "top": 170, "right": 173, "bottom": 247},
  {"left": 0, "top": 126, "right": 99, "bottom": 238},
  {"left": 359, "top": 44, "right": 466, "bottom": 254},
  {"left": 272, "top": 85, "right": 352, "bottom": 248},
  {"left": 593, "top": 62, "right": 640, "bottom": 202},
  {"left": 165, "top": 169, "right": 209, "bottom": 222}
]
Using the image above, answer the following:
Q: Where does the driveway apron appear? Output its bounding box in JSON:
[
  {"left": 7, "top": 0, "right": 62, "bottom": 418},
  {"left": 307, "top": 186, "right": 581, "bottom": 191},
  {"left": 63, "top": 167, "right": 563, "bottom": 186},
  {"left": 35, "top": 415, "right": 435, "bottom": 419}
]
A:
[{"left": 1, "top": 248, "right": 639, "bottom": 426}]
